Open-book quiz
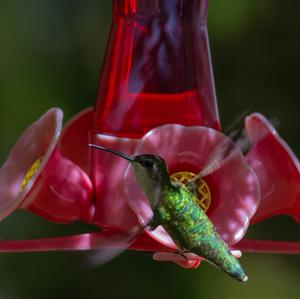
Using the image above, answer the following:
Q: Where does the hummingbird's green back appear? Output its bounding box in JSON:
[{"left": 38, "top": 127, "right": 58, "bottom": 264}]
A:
[{"left": 156, "top": 183, "right": 247, "bottom": 282}]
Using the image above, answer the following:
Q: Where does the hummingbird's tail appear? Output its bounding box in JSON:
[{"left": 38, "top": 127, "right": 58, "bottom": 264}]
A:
[
  {"left": 201, "top": 251, "right": 248, "bottom": 282},
  {"left": 192, "top": 235, "right": 248, "bottom": 283},
  {"left": 228, "top": 261, "right": 248, "bottom": 282}
]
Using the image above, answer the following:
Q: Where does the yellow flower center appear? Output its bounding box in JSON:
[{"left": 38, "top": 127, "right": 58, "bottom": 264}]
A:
[
  {"left": 170, "top": 171, "right": 211, "bottom": 212},
  {"left": 20, "top": 157, "right": 43, "bottom": 193}
]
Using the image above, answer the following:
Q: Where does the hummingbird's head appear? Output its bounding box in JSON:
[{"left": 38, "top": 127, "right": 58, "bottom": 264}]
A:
[
  {"left": 132, "top": 154, "right": 170, "bottom": 207},
  {"left": 89, "top": 144, "right": 170, "bottom": 208}
]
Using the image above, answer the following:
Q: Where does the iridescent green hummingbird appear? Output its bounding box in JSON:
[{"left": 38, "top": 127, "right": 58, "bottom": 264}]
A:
[{"left": 90, "top": 144, "right": 248, "bottom": 282}]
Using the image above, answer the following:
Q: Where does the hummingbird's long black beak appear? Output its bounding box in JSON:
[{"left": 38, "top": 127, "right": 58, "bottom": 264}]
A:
[{"left": 89, "top": 144, "right": 134, "bottom": 161}]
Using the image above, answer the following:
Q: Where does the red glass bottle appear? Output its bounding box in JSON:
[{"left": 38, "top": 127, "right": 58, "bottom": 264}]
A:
[
  {"left": 94, "top": 0, "right": 219, "bottom": 137},
  {"left": 92, "top": 0, "right": 220, "bottom": 229}
]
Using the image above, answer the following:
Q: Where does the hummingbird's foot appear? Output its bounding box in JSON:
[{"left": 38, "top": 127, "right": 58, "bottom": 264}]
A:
[
  {"left": 153, "top": 252, "right": 202, "bottom": 269},
  {"left": 143, "top": 217, "right": 159, "bottom": 231},
  {"left": 177, "top": 250, "right": 189, "bottom": 260},
  {"left": 143, "top": 221, "right": 156, "bottom": 231},
  {"left": 179, "top": 252, "right": 188, "bottom": 260}
]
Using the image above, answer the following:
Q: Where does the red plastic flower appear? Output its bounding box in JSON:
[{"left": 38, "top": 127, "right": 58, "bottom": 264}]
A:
[
  {"left": 245, "top": 113, "right": 300, "bottom": 224},
  {"left": 0, "top": 108, "right": 94, "bottom": 224},
  {"left": 232, "top": 113, "right": 300, "bottom": 254}
]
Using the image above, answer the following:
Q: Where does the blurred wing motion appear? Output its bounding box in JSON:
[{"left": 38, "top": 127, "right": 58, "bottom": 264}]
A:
[
  {"left": 194, "top": 132, "right": 247, "bottom": 180},
  {"left": 190, "top": 113, "right": 279, "bottom": 186},
  {"left": 85, "top": 227, "right": 142, "bottom": 267},
  {"left": 191, "top": 112, "right": 276, "bottom": 181}
]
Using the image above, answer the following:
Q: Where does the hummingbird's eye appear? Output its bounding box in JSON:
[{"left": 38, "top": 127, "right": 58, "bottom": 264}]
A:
[{"left": 141, "top": 160, "right": 154, "bottom": 169}]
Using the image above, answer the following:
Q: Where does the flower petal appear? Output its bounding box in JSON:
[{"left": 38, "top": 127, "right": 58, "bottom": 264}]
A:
[
  {"left": 245, "top": 113, "right": 300, "bottom": 224},
  {"left": 21, "top": 148, "right": 94, "bottom": 224},
  {"left": 0, "top": 108, "right": 95, "bottom": 224},
  {"left": 59, "top": 107, "right": 93, "bottom": 174},
  {"left": 124, "top": 124, "right": 260, "bottom": 245},
  {"left": 0, "top": 108, "right": 63, "bottom": 221}
]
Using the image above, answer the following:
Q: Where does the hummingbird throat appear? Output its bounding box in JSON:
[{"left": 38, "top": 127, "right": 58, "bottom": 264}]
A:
[{"left": 170, "top": 171, "right": 211, "bottom": 212}]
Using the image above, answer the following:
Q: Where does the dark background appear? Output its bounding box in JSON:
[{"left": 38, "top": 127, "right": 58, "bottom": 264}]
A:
[{"left": 0, "top": 0, "right": 299, "bottom": 298}]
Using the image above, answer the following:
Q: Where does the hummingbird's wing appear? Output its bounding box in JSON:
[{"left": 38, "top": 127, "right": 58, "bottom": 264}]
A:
[
  {"left": 84, "top": 226, "right": 142, "bottom": 267},
  {"left": 186, "top": 112, "right": 277, "bottom": 186},
  {"left": 186, "top": 110, "right": 262, "bottom": 192},
  {"left": 185, "top": 129, "right": 247, "bottom": 187}
]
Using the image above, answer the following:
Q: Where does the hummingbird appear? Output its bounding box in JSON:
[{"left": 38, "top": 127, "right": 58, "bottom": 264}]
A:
[{"left": 90, "top": 144, "right": 248, "bottom": 282}]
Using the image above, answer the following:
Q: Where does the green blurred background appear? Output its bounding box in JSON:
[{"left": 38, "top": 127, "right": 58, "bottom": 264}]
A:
[{"left": 0, "top": 0, "right": 299, "bottom": 298}]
